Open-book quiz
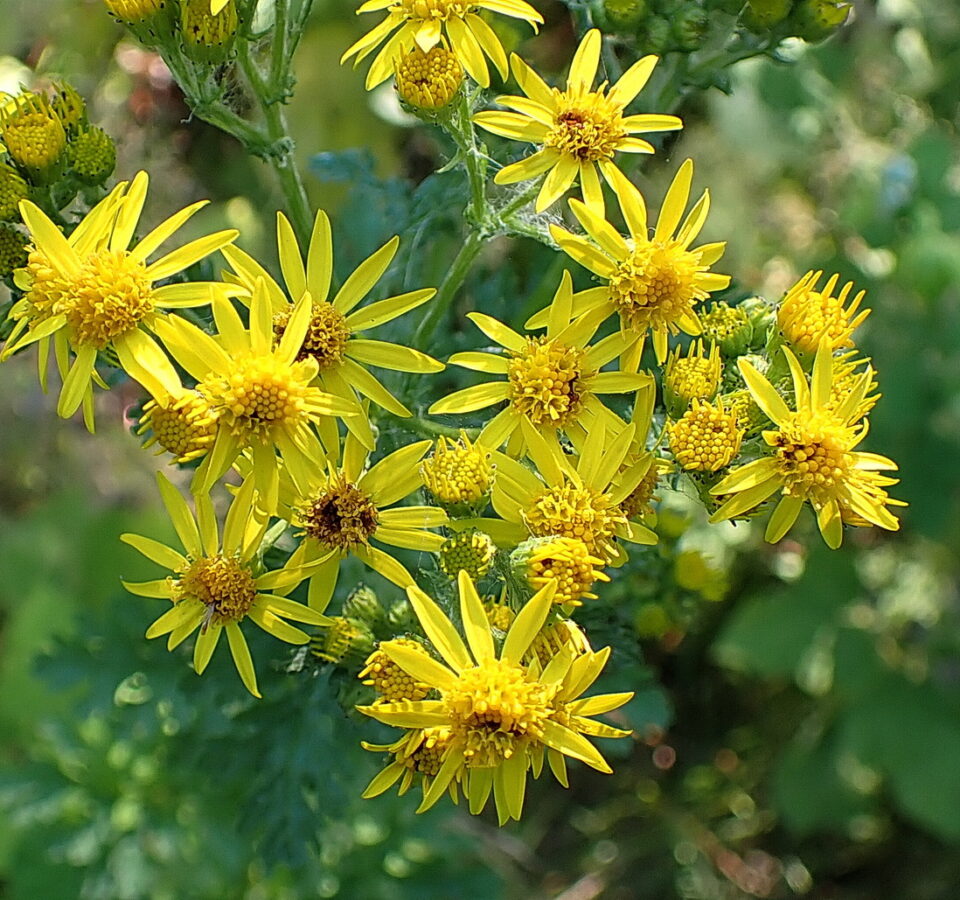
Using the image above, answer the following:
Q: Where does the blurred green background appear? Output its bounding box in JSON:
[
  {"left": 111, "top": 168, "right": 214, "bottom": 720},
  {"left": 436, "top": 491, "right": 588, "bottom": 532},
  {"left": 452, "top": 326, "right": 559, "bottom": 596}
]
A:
[{"left": 1, "top": 1, "right": 959, "bottom": 897}]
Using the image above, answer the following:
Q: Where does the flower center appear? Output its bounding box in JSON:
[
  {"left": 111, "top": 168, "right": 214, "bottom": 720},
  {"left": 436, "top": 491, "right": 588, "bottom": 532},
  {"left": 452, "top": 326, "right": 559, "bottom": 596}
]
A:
[
  {"left": 608, "top": 242, "right": 701, "bottom": 334},
  {"left": 524, "top": 484, "right": 625, "bottom": 562},
  {"left": 274, "top": 300, "right": 350, "bottom": 370},
  {"left": 438, "top": 530, "right": 496, "bottom": 580},
  {"left": 778, "top": 289, "right": 855, "bottom": 355},
  {"left": 544, "top": 94, "right": 625, "bottom": 162},
  {"left": 1, "top": 113, "right": 66, "bottom": 173},
  {"left": 175, "top": 554, "right": 257, "bottom": 625},
  {"left": 667, "top": 400, "right": 743, "bottom": 472},
  {"left": 397, "top": 0, "right": 473, "bottom": 23},
  {"left": 61, "top": 250, "right": 155, "bottom": 349},
  {"left": 297, "top": 475, "right": 380, "bottom": 550},
  {"left": 421, "top": 435, "right": 493, "bottom": 507},
  {"left": 444, "top": 657, "right": 554, "bottom": 767},
  {"left": 202, "top": 353, "right": 312, "bottom": 442},
  {"left": 360, "top": 639, "right": 432, "bottom": 702},
  {"left": 508, "top": 337, "right": 587, "bottom": 428},
  {"left": 406, "top": 727, "right": 454, "bottom": 776},
  {"left": 772, "top": 415, "right": 854, "bottom": 499},
  {"left": 396, "top": 47, "right": 464, "bottom": 110},
  {"left": 139, "top": 390, "right": 219, "bottom": 463}
]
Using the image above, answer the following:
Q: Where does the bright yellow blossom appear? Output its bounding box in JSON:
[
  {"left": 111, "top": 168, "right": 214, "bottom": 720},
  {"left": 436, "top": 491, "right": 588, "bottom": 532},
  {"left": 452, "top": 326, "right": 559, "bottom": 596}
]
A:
[
  {"left": 420, "top": 431, "right": 493, "bottom": 510},
  {"left": 475, "top": 29, "right": 682, "bottom": 214},
  {"left": 710, "top": 342, "right": 902, "bottom": 548},
  {"left": 777, "top": 270, "right": 870, "bottom": 356},
  {"left": 121, "top": 474, "right": 330, "bottom": 698},
  {"left": 340, "top": 0, "right": 542, "bottom": 90},
  {"left": 359, "top": 571, "right": 632, "bottom": 824},
  {"left": 667, "top": 398, "right": 743, "bottom": 472},
  {"left": 223, "top": 211, "right": 442, "bottom": 452},
  {"left": 430, "top": 271, "right": 651, "bottom": 453},
  {"left": 396, "top": 46, "right": 464, "bottom": 109},
  {"left": 535, "top": 159, "right": 730, "bottom": 368}
]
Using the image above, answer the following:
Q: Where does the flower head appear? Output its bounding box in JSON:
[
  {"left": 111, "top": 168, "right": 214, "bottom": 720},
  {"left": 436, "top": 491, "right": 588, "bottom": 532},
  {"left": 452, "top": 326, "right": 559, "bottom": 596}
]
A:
[
  {"left": 700, "top": 300, "right": 753, "bottom": 356},
  {"left": 511, "top": 535, "right": 609, "bottom": 607},
  {"left": 777, "top": 270, "right": 869, "bottom": 356},
  {"left": 341, "top": 0, "right": 542, "bottom": 90},
  {"left": 710, "top": 342, "right": 902, "bottom": 548},
  {"left": 475, "top": 29, "right": 682, "bottom": 214},
  {"left": 121, "top": 474, "right": 330, "bottom": 697},
  {"left": 0, "top": 224, "right": 28, "bottom": 277},
  {"left": 137, "top": 388, "right": 219, "bottom": 463},
  {"left": 0, "top": 162, "right": 29, "bottom": 220},
  {"left": 430, "top": 271, "right": 651, "bottom": 452},
  {"left": 0, "top": 92, "right": 66, "bottom": 180},
  {"left": 396, "top": 46, "right": 464, "bottom": 109},
  {"left": 67, "top": 126, "right": 117, "bottom": 186},
  {"left": 663, "top": 338, "right": 721, "bottom": 415},
  {"left": 667, "top": 398, "right": 743, "bottom": 472},
  {"left": 421, "top": 432, "right": 493, "bottom": 511},
  {"left": 311, "top": 616, "right": 376, "bottom": 666},
  {"left": 105, "top": 0, "right": 167, "bottom": 22},
  {"left": 5, "top": 173, "right": 238, "bottom": 423},
  {"left": 359, "top": 571, "right": 631, "bottom": 823},
  {"left": 542, "top": 159, "right": 731, "bottom": 366},
  {"left": 438, "top": 529, "right": 497, "bottom": 579},
  {"left": 180, "top": 0, "right": 238, "bottom": 61},
  {"left": 223, "top": 211, "right": 442, "bottom": 450},
  {"left": 360, "top": 638, "right": 433, "bottom": 701}
]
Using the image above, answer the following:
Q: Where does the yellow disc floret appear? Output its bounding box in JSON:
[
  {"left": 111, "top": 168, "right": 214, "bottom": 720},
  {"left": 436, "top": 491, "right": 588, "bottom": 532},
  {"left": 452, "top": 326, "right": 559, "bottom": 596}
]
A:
[
  {"left": 174, "top": 554, "right": 257, "bottom": 625},
  {"left": 514, "top": 536, "right": 608, "bottom": 607},
  {"left": 438, "top": 530, "right": 497, "bottom": 580},
  {"left": 778, "top": 271, "right": 869, "bottom": 355},
  {"left": 524, "top": 483, "right": 626, "bottom": 562},
  {"left": 396, "top": 46, "right": 464, "bottom": 110},
  {"left": 274, "top": 300, "right": 351, "bottom": 370},
  {"left": 544, "top": 93, "right": 627, "bottom": 162},
  {"left": 771, "top": 412, "right": 855, "bottom": 502},
  {"left": 0, "top": 94, "right": 66, "bottom": 178},
  {"left": 508, "top": 337, "right": 587, "bottom": 428},
  {"left": 138, "top": 390, "right": 219, "bottom": 463},
  {"left": 0, "top": 224, "right": 28, "bottom": 277},
  {"left": 667, "top": 399, "right": 743, "bottom": 472},
  {"left": 421, "top": 433, "right": 493, "bottom": 507},
  {"left": 527, "top": 618, "right": 591, "bottom": 667},
  {"left": 296, "top": 474, "right": 380, "bottom": 550},
  {"left": 663, "top": 339, "right": 722, "bottom": 413},
  {"left": 360, "top": 638, "right": 432, "bottom": 702},
  {"left": 444, "top": 657, "right": 554, "bottom": 767},
  {"left": 0, "top": 163, "right": 29, "bottom": 220}
]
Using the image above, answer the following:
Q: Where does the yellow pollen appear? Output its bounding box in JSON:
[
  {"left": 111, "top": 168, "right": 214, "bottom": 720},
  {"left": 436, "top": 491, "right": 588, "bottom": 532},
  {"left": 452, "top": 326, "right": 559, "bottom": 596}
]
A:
[
  {"left": 544, "top": 93, "right": 626, "bottom": 162},
  {"left": 524, "top": 484, "right": 625, "bottom": 562},
  {"left": 667, "top": 399, "right": 743, "bottom": 472},
  {"left": 274, "top": 300, "right": 350, "bottom": 370},
  {"left": 444, "top": 657, "right": 554, "bottom": 767},
  {"left": 61, "top": 250, "right": 155, "bottom": 349},
  {"left": 438, "top": 530, "right": 497, "bottom": 580},
  {"left": 396, "top": 47, "right": 464, "bottom": 109},
  {"left": 138, "top": 390, "right": 219, "bottom": 463},
  {"left": 777, "top": 272, "right": 869, "bottom": 355},
  {"left": 421, "top": 433, "right": 493, "bottom": 506},
  {"left": 397, "top": 0, "right": 474, "bottom": 23},
  {"left": 405, "top": 727, "right": 453, "bottom": 777},
  {"left": 508, "top": 337, "right": 587, "bottom": 428},
  {"left": 175, "top": 554, "right": 257, "bottom": 625},
  {"left": 608, "top": 241, "right": 702, "bottom": 334},
  {"left": 522, "top": 536, "right": 608, "bottom": 607},
  {"left": 297, "top": 474, "right": 380, "bottom": 550},
  {"left": 202, "top": 354, "right": 311, "bottom": 441},
  {"left": 360, "top": 639, "right": 432, "bottom": 702},
  {"left": 771, "top": 413, "right": 855, "bottom": 500}
]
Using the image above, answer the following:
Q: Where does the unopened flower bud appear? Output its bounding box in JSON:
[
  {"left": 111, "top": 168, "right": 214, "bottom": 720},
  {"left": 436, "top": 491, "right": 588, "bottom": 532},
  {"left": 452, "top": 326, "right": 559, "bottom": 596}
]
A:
[
  {"left": 667, "top": 399, "right": 743, "bottom": 472},
  {"left": 0, "top": 224, "right": 29, "bottom": 277},
  {"left": 311, "top": 616, "right": 375, "bottom": 667},
  {"left": 342, "top": 585, "right": 390, "bottom": 637},
  {"left": 51, "top": 81, "right": 88, "bottom": 135},
  {"left": 420, "top": 432, "right": 493, "bottom": 514},
  {"left": 791, "top": 0, "right": 851, "bottom": 41},
  {"left": 438, "top": 530, "right": 497, "bottom": 580},
  {"left": 664, "top": 339, "right": 722, "bottom": 417},
  {"left": 0, "top": 163, "right": 30, "bottom": 221},
  {"left": 700, "top": 301, "right": 753, "bottom": 357},
  {"left": 674, "top": 6, "right": 709, "bottom": 50},
  {"left": 602, "top": 0, "right": 648, "bottom": 32},
  {"left": 396, "top": 47, "right": 464, "bottom": 111},
  {"left": 180, "top": 0, "right": 239, "bottom": 62},
  {"left": 742, "top": 0, "right": 792, "bottom": 31},
  {"left": 0, "top": 93, "right": 66, "bottom": 182},
  {"left": 67, "top": 126, "right": 117, "bottom": 185}
]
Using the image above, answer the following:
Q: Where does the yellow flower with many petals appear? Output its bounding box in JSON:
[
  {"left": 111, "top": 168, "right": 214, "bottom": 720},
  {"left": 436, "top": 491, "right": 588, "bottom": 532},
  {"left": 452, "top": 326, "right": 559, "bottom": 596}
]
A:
[
  {"left": 340, "top": 0, "right": 542, "bottom": 90},
  {"left": 154, "top": 280, "right": 360, "bottom": 511},
  {"left": 430, "top": 271, "right": 651, "bottom": 453},
  {"left": 537, "top": 159, "right": 730, "bottom": 368},
  {"left": 710, "top": 342, "right": 902, "bottom": 548},
  {"left": 777, "top": 270, "right": 870, "bottom": 356},
  {"left": 282, "top": 431, "right": 448, "bottom": 611},
  {"left": 4, "top": 173, "right": 238, "bottom": 424},
  {"left": 121, "top": 474, "right": 330, "bottom": 698},
  {"left": 359, "top": 571, "right": 632, "bottom": 824},
  {"left": 475, "top": 29, "right": 682, "bottom": 214},
  {"left": 223, "top": 211, "right": 442, "bottom": 452},
  {"left": 667, "top": 398, "right": 743, "bottom": 472}
]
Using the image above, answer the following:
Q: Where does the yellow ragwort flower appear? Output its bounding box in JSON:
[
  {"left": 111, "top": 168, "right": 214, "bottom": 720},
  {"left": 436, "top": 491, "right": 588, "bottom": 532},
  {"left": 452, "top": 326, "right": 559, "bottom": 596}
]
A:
[
  {"left": 137, "top": 388, "right": 219, "bottom": 463},
  {"left": 537, "top": 159, "right": 731, "bottom": 368},
  {"left": 0, "top": 91, "right": 66, "bottom": 179},
  {"left": 512, "top": 535, "right": 609, "bottom": 607},
  {"left": 396, "top": 46, "right": 464, "bottom": 109},
  {"left": 663, "top": 338, "right": 721, "bottom": 414},
  {"left": 710, "top": 342, "right": 902, "bottom": 548},
  {"left": 282, "top": 431, "right": 447, "bottom": 611},
  {"left": 5, "top": 173, "right": 238, "bottom": 425},
  {"left": 438, "top": 529, "right": 497, "bottom": 579},
  {"left": 360, "top": 638, "right": 433, "bottom": 702},
  {"left": 667, "top": 398, "right": 743, "bottom": 472},
  {"left": 223, "top": 211, "right": 442, "bottom": 452},
  {"left": 430, "top": 271, "right": 651, "bottom": 452},
  {"left": 777, "top": 270, "right": 870, "bottom": 356},
  {"left": 121, "top": 474, "right": 330, "bottom": 698},
  {"left": 340, "top": 0, "right": 542, "bottom": 90},
  {"left": 475, "top": 29, "right": 682, "bottom": 215},
  {"left": 359, "top": 571, "right": 632, "bottom": 824},
  {"left": 421, "top": 431, "right": 493, "bottom": 509},
  {"left": 154, "top": 280, "right": 360, "bottom": 511}
]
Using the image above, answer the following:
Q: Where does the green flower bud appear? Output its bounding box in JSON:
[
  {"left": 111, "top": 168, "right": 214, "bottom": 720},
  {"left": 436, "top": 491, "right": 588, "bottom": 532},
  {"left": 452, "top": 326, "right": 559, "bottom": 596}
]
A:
[
  {"left": 310, "top": 616, "right": 375, "bottom": 668},
  {"left": 51, "top": 81, "right": 87, "bottom": 135},
  {"left": 180, "top": 0, "right": 239, "bottom": 62},
  {"left": 739, "top": 295, "right": 777, "bottom": 346},
  {"left": 641, "top": 15, "right": 673, "bottom": 53},
  {"left": 742, "top": 0, "right": 792, "bottom": 31},
  {"left": 104, "top": 0, "right": 177, "bottom": 46},
  {"left": 438, "top": 529, "right": 497, "bottom": 580},
  {"left": 0, "top": 93, "right": 66, "bottom": 183},
  {"left": 790, "top": 0, "right": 851, "bottom": 41},
  {"left": 0, "top": 162, "right": 30, "bottom": 220},
  {"left": 700, "top": 301, "right": 753, "bottom": 357},
  {"left": 603, "top": 0, "right": 648, "bottom": 31},
  {"left": 341, "top": 585, "right": 390, "bottom": 638},
  {"left": 674, "top": 6, "right": 709, "bottom": 51},
  {"left": 719, "top": 388, "right": 769, "bottom": 437},
  {"left": 67, "top": 126, "right": 117, "bottom": 185},
  {"left": 0, "top": 223, "right": 29, "bottom": 277}
]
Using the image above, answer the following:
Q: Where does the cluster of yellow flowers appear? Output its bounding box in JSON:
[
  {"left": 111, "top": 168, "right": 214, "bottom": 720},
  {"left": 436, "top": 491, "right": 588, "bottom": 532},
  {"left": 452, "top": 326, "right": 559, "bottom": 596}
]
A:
[{"left": 0, "top": 5, "right": 899, "bottom": 825}]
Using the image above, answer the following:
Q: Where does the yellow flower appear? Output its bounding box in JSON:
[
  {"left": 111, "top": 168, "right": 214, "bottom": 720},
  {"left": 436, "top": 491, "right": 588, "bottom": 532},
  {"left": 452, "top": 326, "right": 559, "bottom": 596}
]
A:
[
  {"left": 282, "top": 431, "right": 448, "bottom": 611},
  {"left": 538, "top": 159, "right": 731, "bottom": 368},
  {"left": 396, "top": 46, "right": 464, "bottom": 109},
  {"left": 777, "top": 270, "right": 870, "bottom": 356},
  {"left": 137, "top": 388, "right": 220, "bottom": 464},
  {"left": 489, "top": 417, "right": 657, "bottom": 563},
  {"left": 360, "top": 638, "right": 433, "bottom": 701},
  {"left": 105, "top": 0, "right": 166, "bottom": 22},
  {"left": 667, "top": 398, "right": 743, "bottom": 472},
  {"left": 358, "top": 571, "right": 632, "bottom": 824},
  {"left": 710, "top": 342, "right": 902, "bottom": 548},
  {"left": 475, "top": 29, "right": 682, "bottom": 214},
  {"left": 824, "top": 351, "right": 879, "bottom": 422},
  {"left": 420, "top": 431, "right": 493, "bottom": 510},
  {"left": 663, "top": 338, "right": 721, "bottom": 415},
  {"left": 121, "top": 474, "right": 330, "bottom": 698},
  {"left": 0, "top": 91, "right": 66, "bottom": 179},
  {"left": 4, "top": 172, "right": 238, "bottom": 424},
  {"left": 223, "top": 211, "right": 442, "bottom": 451},
  {"left": 430, "top": 271, "right": 651, "bottom": 452},
  {"left": 438, "top": 529, "right": 497, "bottom": 579},
  {"left": 512, "top": 535, "right": 609, "bottom": 607},
  {"left": 341, "top": 0, "right": 542, "bottom": 90},
  {"left": 154, "top": 280, "right": 360, "bottom": 511}
]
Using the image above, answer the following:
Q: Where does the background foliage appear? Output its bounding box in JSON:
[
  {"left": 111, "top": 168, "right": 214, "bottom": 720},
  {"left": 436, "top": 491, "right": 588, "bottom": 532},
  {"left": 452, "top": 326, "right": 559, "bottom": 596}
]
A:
[{"left": 1, "top": 0, "right": 959, "bottom": 897}]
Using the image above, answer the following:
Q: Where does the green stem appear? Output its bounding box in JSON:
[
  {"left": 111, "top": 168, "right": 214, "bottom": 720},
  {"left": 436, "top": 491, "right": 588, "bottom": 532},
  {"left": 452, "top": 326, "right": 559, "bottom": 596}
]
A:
[
  {"left": 446, "top": 91, "right": 488, "bottom": 227},
  {"left": 388, "top": 415, "right": 480, "bottom": 440}
]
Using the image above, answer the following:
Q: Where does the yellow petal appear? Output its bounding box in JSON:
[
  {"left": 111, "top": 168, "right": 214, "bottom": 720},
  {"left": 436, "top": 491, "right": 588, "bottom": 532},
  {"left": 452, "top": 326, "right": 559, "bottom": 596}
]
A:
[
  {"left": 501, "top": 581, "right": 556, "bottom": 663},
  {"left": 226, "top": 623, "right": 261, "bottom": 698},
  {"left": 567, "top": 28, "right": 601, "bottom": 94},
  {"left": 333, "top": 235, "right": 399, "bottom": 313},
  {"left": 193, "top": 623, "right": 222, "bottom": 674},
  {"left": 276, "top": 211, "right": 306, "bottom": 301},
  {"left": 459, "top": 570, "right": 495, "bottom": 661},
  {"left": 607, "top": 54, "right": 659, "bottom": 107}
]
